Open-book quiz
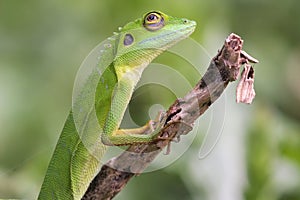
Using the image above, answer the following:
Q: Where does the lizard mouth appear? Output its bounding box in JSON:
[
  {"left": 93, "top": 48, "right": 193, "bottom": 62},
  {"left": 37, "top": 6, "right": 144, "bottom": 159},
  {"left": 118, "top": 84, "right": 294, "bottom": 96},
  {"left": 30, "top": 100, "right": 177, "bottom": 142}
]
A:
[
  {"left": 138, "top": 20, "right": 196, "bottom": 48},
  {"left": 157, "top": 20, "right": 196, "bottom": 49},
  {"left": 175, "top": 20, "right": 196, "bottom": 39}
]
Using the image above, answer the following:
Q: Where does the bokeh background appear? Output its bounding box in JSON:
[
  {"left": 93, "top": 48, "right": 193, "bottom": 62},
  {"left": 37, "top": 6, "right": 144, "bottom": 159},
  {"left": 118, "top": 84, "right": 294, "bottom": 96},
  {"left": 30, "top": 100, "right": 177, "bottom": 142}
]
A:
[{"left": 1, "top": 0, "right": 300, "bottom": 199}]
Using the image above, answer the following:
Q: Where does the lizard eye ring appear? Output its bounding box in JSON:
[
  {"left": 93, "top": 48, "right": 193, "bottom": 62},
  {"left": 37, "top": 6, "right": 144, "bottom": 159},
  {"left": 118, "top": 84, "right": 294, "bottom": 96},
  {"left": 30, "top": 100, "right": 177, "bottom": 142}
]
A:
[{"left": 143, "top": 12, "right": 164, "bottom": 31}]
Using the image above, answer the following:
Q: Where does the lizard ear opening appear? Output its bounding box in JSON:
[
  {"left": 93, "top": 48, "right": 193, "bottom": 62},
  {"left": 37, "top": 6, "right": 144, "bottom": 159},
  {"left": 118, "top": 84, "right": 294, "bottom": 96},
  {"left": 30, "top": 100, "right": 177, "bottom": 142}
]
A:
[
  {"left": 143, "top": 12, "right": 164, "bottom": 31},
  {"left": 123, "top": 33, "right": 134, "bottom": 46}
]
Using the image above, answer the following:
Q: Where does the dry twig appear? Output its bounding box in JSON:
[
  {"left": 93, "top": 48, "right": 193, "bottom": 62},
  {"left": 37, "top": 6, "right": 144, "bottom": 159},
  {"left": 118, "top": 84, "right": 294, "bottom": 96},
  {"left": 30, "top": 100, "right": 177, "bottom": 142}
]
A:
[{"left": 82, "top": 33, "right": 258, "bottom": 200}]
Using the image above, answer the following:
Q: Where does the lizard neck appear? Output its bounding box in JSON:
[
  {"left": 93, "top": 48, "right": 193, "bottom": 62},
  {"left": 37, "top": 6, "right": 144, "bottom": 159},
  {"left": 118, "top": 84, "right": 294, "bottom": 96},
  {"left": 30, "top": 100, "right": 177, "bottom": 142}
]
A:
[
  {"left": 113, "top": 48, "right": 162, "bottom": 84},
  {"left": 114, "top": 61, "right": 148, "bottom": 86}
]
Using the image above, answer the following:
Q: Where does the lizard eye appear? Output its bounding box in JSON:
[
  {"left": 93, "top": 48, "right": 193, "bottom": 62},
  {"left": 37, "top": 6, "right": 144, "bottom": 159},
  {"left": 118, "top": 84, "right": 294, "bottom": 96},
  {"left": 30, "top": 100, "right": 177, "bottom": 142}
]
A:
[{"left": 143, "top": 12, "right": 164, "bottom": 31}]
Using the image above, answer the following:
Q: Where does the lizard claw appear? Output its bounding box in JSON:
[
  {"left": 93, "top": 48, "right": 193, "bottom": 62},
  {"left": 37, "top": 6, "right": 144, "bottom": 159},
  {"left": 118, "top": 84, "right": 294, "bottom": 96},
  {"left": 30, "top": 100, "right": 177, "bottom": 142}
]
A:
[{"left": 148, "top": 111, "right": 167, "bottom": 133}]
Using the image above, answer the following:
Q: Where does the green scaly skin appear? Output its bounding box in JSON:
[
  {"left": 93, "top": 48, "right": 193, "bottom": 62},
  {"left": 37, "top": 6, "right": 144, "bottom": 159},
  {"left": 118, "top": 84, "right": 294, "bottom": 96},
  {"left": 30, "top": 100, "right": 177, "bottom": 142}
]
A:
[{"left": 38, "top": 11, "right": 196, "bottom": 199}]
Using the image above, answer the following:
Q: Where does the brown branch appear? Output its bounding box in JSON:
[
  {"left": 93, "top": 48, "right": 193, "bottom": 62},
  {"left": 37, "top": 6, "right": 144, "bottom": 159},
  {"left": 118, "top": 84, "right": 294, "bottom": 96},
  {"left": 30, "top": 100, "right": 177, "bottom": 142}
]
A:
[{"left": 82, "top": 33, "right": 258, "bottom": 200}]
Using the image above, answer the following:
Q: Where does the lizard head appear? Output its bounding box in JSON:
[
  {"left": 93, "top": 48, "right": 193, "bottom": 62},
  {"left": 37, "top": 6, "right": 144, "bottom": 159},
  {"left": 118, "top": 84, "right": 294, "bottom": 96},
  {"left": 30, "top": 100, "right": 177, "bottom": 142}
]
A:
[{"left": 114, "top": 11, "right": 196, "bottom": 65}]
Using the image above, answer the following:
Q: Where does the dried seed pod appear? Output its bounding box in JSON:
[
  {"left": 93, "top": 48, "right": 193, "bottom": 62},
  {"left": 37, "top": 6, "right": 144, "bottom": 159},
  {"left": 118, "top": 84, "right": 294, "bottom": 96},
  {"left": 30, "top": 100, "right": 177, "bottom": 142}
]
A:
[{"left": 236, "top": 64, "right": 256, "bottom": 104}]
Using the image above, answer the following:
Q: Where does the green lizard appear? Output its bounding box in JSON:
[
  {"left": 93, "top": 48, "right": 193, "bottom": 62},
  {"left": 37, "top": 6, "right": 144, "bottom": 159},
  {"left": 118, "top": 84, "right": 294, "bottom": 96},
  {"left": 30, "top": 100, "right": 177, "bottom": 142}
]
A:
[{"left": 38, "top": 11, "right": 196, "bottom": 199}]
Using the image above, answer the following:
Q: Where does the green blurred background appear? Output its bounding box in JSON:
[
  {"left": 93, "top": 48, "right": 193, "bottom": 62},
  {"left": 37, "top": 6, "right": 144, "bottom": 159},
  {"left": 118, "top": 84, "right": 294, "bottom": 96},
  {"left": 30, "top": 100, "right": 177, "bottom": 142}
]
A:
[{"left": 1, "top": 0, "right": 300, "bottom": 199}]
